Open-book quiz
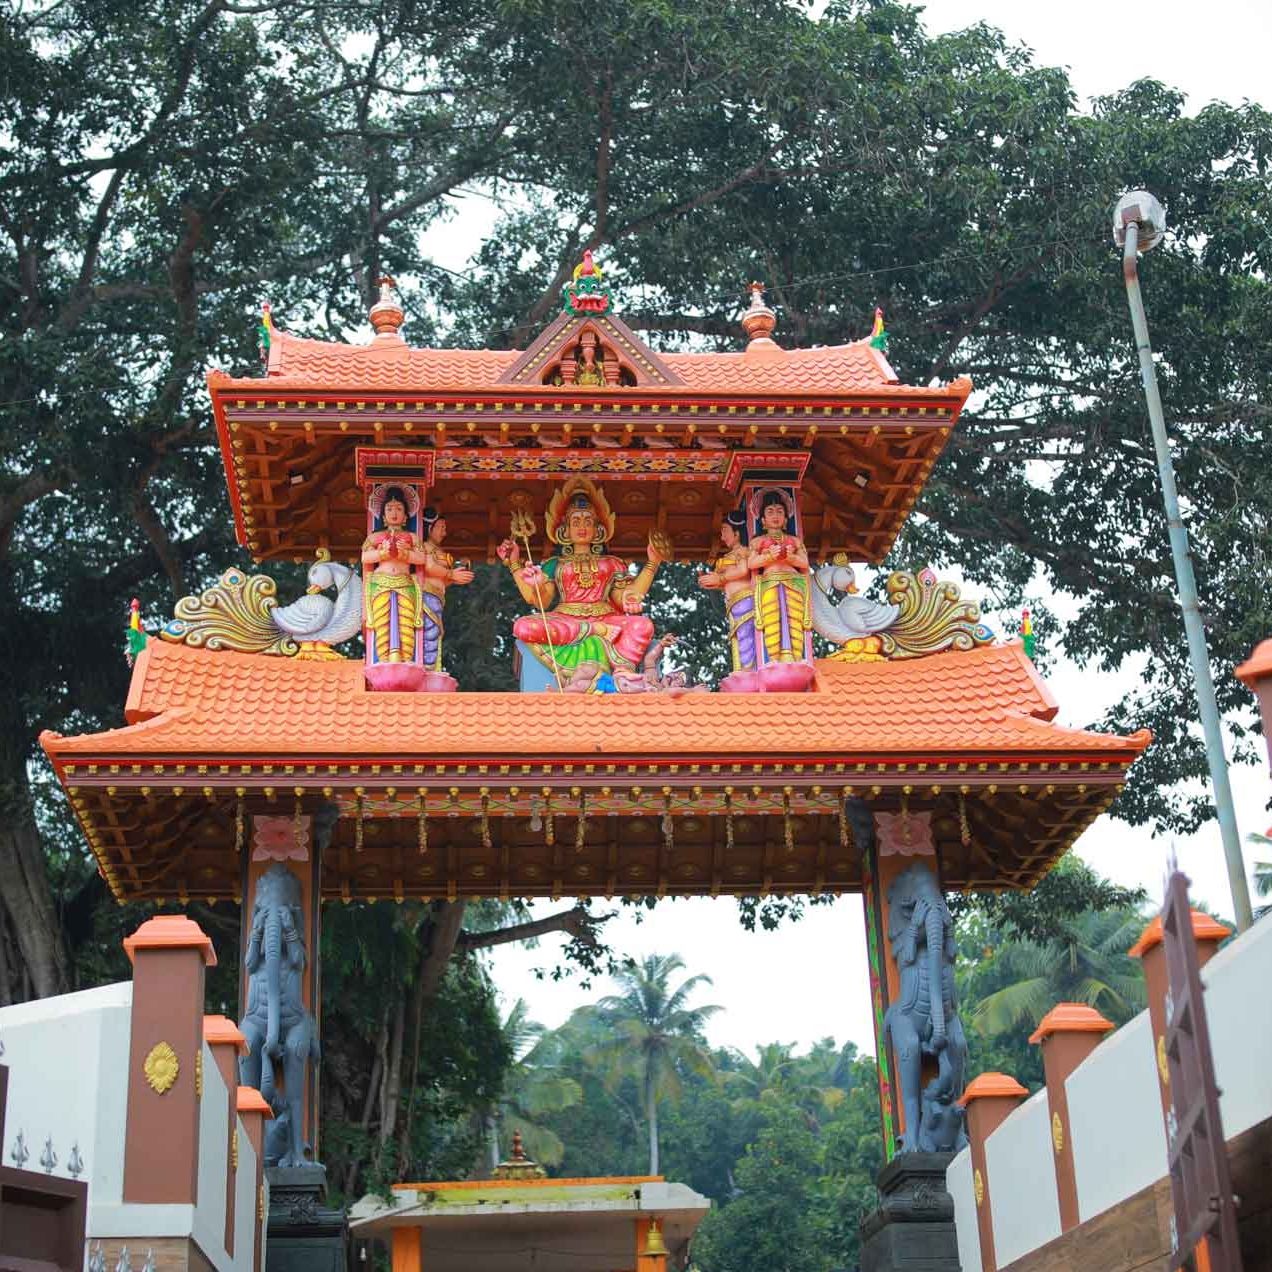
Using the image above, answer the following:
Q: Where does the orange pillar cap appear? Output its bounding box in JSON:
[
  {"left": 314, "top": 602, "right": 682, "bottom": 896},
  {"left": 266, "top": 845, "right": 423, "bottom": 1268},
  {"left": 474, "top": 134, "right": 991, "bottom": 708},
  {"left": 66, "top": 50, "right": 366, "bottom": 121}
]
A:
[
  {"left": 1128, "top": 910, "right": 1230, "bottom": 958},
  {"left": 123, "top": 914, "right": 217, "bottom": 966},
  {"left": 958, "top": 1072, "right": 1028, "bottom": 1107},
  {"left": 203, "top": 1015, "right": 249, "bottom": 1054},
  {"left": 1028, "top": 1003, "right": 1115, "bottom": 1044},
  {"left": 1235, "top": 638, "right": 1272, "bottom": 688},
  {"left": 236, "top": 1088, "right": 274, "bottom": 1118}
]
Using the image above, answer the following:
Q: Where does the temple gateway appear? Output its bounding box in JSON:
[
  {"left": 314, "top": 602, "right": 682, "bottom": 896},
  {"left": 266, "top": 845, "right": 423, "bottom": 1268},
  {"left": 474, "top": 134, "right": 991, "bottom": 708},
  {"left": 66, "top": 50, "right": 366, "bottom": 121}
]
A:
[{"left": 35, "top": 263, "right": 1156, "bottom": 1269}]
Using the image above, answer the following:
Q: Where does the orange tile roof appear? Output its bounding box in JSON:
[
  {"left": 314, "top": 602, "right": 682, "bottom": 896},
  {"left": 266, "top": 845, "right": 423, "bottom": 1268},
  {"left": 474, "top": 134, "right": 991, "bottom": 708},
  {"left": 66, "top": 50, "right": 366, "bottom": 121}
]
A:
[
  {"left": 40, "top": 638, "right": 1149, "bottom": 767},
  {"left": 218, "top": 328, "right": 951, "bottom": 399}
]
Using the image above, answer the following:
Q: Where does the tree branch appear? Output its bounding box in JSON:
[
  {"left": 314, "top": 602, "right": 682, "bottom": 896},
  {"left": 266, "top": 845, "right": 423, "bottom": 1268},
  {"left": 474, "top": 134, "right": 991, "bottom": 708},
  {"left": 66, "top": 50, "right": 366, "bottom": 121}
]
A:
[{"left": 457, "top": 905, "right": 615, "bottom": 953}]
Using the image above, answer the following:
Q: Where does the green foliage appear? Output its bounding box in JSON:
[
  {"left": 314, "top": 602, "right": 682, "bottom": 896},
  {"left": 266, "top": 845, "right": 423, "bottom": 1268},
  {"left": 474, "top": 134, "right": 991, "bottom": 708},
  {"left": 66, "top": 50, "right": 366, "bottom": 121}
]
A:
[
  {"left": 585, "top": 953, "right": 721, "bottom": 1173},
  {"left": 953, "top": 859, "right": 1150, "bottom": 1090}
]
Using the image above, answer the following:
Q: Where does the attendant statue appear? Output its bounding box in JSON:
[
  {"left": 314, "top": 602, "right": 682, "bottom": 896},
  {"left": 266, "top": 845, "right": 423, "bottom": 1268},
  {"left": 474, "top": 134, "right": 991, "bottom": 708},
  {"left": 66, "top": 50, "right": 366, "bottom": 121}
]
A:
[
  {"left": 362, "top": 486, "right": 426, "bottom": 666},
  {"left": 697, "top": 510, "right": 758, "bottom": 692},
  {"left": 416, "top": 506, "right": 474, "bottom": 677},
  {"left": 238, "top": 863, "right": 320, "bottom": 1168},
  {"left": 498, "top": 477, "right": 670, "bottom": 690},
  {"left": 747, "top": 490, "right": 814, "bottom": 690},
  {"left": 883, "top": 861, "right": 968, "bottom": 1154}
]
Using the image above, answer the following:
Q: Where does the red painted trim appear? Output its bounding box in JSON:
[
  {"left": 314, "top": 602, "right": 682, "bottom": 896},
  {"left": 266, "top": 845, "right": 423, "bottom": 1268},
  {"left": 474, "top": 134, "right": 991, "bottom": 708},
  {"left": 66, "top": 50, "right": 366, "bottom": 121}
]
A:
[{"left": 208, "top": 374, "right": 250, "bottom": 548}]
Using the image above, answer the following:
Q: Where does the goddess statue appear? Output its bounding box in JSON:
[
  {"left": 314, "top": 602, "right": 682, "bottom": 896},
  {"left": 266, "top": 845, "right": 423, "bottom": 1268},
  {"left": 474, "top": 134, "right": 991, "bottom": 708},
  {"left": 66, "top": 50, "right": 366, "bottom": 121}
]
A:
[
  {"left": 697, "top": 510, "right": 758, "bottom": 692},
  {"left": 749, "top": 490, "right": 812, "bottom": 671},
  {"left": 498, "top": 477, "right": 669, "bottom": 688},
  {"left": 416, "top": 506, "right": 474, "bottom": 673},
  {"left": 362, "top": 486, "right": 425, "bottom": 665}
]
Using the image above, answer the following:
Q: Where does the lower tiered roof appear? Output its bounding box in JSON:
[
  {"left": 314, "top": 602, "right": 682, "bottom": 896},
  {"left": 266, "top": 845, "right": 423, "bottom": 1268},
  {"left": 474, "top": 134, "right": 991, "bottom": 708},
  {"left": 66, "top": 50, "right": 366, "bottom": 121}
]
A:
[{"left": 41, "top": 639, "right": 1150, "bottom": 904}]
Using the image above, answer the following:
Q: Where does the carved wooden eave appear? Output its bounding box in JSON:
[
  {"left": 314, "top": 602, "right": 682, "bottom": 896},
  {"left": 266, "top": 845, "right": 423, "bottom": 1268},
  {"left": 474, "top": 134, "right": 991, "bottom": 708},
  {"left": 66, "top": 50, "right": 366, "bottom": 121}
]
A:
[{"left": 495, "top": 310, "right": 686, "bottom": 388}]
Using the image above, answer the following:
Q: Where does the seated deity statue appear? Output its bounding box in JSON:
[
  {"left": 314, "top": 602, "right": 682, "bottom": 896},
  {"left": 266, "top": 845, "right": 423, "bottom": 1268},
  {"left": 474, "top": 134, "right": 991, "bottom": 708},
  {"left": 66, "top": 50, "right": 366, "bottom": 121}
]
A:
[{"left": 498, "top": 477, "right": 670, "bottom": 689}]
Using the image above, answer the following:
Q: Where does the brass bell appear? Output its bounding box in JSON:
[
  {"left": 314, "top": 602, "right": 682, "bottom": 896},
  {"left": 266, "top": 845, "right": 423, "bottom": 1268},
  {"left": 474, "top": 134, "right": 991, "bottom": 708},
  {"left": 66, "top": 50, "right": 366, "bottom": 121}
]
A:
[{"left": 642, "top": 1219, "right": 669, "bottom": 1257}]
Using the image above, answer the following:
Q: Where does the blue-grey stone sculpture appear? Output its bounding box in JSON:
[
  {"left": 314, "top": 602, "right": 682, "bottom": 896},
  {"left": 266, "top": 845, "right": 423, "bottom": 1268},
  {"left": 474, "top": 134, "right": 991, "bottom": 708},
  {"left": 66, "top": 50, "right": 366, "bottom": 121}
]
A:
[
  {"left": 239, "top": 862, "right": 320, "bottom": 1167},
  {"left": 884, "top": 860, "right": 968, "bottom": 1153}
]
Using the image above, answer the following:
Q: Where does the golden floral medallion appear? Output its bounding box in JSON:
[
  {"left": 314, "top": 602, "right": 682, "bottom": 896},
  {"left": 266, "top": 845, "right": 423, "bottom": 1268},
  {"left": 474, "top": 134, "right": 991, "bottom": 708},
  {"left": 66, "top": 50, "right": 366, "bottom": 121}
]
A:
[{"left": 143, "top": 1041, "right": 180, "bottom": 1094}]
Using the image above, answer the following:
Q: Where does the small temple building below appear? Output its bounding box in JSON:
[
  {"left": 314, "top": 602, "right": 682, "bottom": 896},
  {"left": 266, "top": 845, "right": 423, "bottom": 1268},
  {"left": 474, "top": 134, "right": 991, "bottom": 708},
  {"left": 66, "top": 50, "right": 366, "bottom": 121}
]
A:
[{"left": 351, "top": 1133, "right": 709, "bottom": 1272}]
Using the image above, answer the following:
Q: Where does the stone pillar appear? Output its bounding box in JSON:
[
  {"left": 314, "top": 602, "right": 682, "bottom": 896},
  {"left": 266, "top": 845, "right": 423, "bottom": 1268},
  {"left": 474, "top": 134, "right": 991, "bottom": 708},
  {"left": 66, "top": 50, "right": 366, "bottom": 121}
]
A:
[
  {"left": 1028, "top": 1004, "right": 1113, "bottom": 1232},
  {"left": 205, "top": 1015, "right": 248, "bottom": 1259},
  {"left": 237, "top": 1087, "right": 272, "bottom": 1272},
  {"left": 392, "top": 1226, "right": 423, "bottom": 1272},
  {"left": 957, "top": 1072, "right": 1027, "bottom": 1272},
  {"left": 121, "top": 914, "right": 217, "bottom": 1204},
  {"left": 1129, "top": 909, "right": 1229, "bottom": 1122}
]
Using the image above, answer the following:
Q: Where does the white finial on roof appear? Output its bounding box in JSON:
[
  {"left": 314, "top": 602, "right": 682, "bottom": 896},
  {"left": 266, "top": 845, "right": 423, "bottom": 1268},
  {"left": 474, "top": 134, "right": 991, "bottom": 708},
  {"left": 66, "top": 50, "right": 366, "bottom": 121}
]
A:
[
  {"left": 369, "top": 275, "right": 405, "bottom": 338},
  {"left": 741, "top": 281, "right": 778, "bottom": 352}
]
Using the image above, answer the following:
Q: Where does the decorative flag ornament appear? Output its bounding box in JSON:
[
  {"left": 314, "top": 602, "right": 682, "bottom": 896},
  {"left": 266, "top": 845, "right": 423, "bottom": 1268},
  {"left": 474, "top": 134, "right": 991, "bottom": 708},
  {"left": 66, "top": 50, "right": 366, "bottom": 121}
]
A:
[
  {"left": 257, "top": 301, "right": 273, "bottom": 365},
  {"left": 126, "top": 598, "right": 147, "bottom": 665},
  {"left": 869, "top": 306, "right": 888, "bottom": 352},
  {"left": 1021, "top": 608, "right": 1036, "bottom": 659}
]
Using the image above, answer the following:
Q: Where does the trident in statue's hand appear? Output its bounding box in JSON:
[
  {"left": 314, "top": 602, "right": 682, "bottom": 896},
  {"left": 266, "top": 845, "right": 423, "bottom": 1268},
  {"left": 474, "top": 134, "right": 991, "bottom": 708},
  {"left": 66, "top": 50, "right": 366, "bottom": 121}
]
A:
[{"left": 507, "top": 494, "right": 563, "bottom": 691}]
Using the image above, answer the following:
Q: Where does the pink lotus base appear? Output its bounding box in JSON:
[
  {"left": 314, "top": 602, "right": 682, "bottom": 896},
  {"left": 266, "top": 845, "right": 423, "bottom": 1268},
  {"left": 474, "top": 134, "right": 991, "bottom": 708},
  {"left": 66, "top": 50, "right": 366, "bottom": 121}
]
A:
[
  {"left": 364, "top": 663, "right": 428, "bottom": 693},
  {"left": 719, "top": 663, "right": 815, "bottom": 694},
  {"left": 424, "top": 671, "right": 458, "bottom": 693}
]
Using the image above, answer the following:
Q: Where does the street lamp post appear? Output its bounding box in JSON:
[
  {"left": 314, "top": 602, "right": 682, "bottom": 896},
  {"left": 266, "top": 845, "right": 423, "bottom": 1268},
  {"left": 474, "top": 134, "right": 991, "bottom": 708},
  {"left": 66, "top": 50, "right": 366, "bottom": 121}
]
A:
[{"left": 1113, "top": 191, "right": 1253, "bottom": 931}]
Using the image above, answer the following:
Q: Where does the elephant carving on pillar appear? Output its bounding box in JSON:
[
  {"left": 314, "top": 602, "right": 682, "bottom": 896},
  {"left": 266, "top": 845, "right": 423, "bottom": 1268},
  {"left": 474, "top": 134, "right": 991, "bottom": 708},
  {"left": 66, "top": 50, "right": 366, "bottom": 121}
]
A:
[
  {"left": 238, "top": 862, "right": 320, "bottom": 1167},
  {"left": 883, "top": 861, "right": 968, "bottom": 1154}
]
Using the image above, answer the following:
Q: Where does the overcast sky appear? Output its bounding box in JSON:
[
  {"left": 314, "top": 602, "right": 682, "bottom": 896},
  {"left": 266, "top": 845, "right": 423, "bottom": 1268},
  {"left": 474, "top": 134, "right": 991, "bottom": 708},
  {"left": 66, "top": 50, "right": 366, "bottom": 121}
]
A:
[{"left": 472, "top": 0, "right": 1272, "bottom": 1060}]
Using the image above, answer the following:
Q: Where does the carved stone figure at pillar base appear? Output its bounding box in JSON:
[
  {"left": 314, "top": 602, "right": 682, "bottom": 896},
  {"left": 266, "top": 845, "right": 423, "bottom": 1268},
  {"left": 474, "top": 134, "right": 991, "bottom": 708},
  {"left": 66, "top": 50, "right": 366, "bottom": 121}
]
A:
[
  {"left": 883, "top": 861, "right": 968, "bottom": 1154},
  {"left": 238, "top": 862, "right": 320, "bottom": 1168}
]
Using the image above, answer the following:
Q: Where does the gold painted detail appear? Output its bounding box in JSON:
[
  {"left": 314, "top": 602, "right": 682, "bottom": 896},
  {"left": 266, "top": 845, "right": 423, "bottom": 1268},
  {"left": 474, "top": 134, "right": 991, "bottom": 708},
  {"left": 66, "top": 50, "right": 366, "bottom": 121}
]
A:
[
  {"left": 195, "top": 1050, "right": 203, "bottom": 1099},
  {"left": 1157, "top": 1034, "right": 1170, "bottom": 1086},
  {"left": 231, "top": 1128, "right": 239, "bottom": 1171},
  {"left": 880, "top": 568, "right": 995, "bottom": 659},
  {"left": 161, "top": 568, "right": 299, "bottom": 656},
  {"left": 825, "top": 635, "right": 886, "bottom": 663},
  {"left": 1051, "top": 1110, "right": 1064, "bottom": 1155},
  {"left": 973, "top": 1167, "right": 984, "bottom": 1207},
  {"left": 258, "top": 1183, "right": 266, "bottom": 1223},
  {"left": 143, "top": 1041, "right": 180, "bottom": 1095}
]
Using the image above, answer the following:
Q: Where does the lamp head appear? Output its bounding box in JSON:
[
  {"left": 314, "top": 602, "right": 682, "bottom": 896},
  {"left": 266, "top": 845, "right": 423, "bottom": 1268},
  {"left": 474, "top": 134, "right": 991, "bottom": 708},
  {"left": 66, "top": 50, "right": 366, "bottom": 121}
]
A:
[{"left": 1113, "top": 191, "right": 1166, "bottom": 252}]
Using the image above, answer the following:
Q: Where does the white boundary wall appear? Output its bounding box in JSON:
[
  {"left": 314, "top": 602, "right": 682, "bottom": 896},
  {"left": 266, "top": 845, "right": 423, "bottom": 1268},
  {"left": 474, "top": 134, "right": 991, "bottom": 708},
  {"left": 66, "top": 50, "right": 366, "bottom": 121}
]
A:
[
  {"left": 946, "top": 1146, "right": 981, "bottom": 1271},
  {"left": 946, "top": 915, "right": 1272, "bottom": 1266},
  {"left": 984, "top": 1090, "right": 1061, "bottom": 1265},
  {"left": 0, "top": 985, "right": 260, "bottom": 1271}
]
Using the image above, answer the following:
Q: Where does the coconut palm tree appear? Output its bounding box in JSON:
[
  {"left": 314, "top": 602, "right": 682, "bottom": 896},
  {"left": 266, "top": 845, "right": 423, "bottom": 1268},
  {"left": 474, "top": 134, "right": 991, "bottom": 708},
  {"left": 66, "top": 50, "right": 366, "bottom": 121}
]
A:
[
  {"left": 1249, "top": 831, "right": 1272, "bottom": 919},
  {"left": 486, "top": 999, "right": 582, "bottom": 1169},
  {"left": 967, "top": 907, "right": 1147, "bottom": 1038},
  {"left": 585, "top": 953, "right": 721, "bottom": 1174}
]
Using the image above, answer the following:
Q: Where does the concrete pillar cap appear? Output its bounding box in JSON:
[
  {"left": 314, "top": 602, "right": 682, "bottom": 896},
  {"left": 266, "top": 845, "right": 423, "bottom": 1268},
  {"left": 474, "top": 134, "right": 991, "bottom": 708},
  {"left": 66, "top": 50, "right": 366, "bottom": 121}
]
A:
[
  {"left": 1028, "top": 1002, "right": 1115, "bottom": 1044},
  {"left": 1128, "top": 909, "right": 1230, "bottom": 958},
  {"left": 1235, "top": 638, "right": 1272, "bottom": 688},
  {"left": 204, "top": 1014, "right": 249, "bottom": 1054},
  {"left": 237, "top": 1088, "right": 275, "bottom": 1119},
  {"left": 123, "top": 914, "right": 217, "bottom": 966},
  {"left": 958, "top": 1072, "right": 1028, "bottom": 1107}
]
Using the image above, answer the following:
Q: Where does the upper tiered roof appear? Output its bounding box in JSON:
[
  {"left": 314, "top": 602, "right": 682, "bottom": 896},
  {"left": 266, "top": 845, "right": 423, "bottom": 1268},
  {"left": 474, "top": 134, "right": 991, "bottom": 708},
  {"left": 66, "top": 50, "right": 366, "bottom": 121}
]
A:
[{"left": 211, "top": 282, "right": 971, "bottom": 565}]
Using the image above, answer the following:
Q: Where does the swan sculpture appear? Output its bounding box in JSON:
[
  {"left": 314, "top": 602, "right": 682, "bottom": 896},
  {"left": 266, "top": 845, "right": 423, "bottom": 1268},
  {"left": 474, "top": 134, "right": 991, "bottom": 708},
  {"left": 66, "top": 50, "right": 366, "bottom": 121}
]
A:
[
  {"left": 161, "top": 556, "right": 362, "bottom": 658},
  {"left": 271, "top": 559, "right": 363, "bottom": 655},
  {"left": 811, "top": 562, "right": 899, "bottom": 645}
]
